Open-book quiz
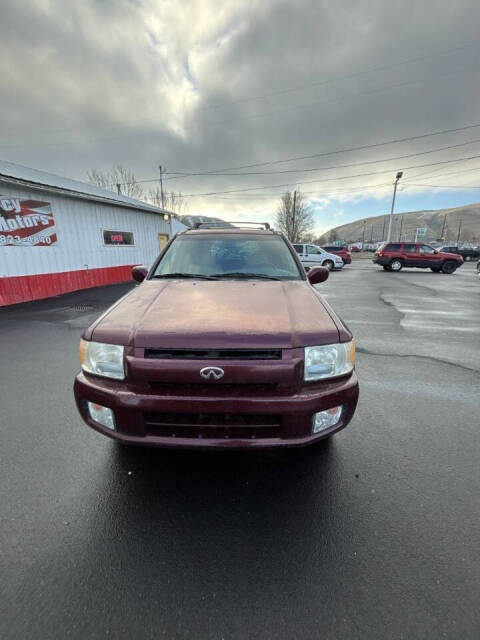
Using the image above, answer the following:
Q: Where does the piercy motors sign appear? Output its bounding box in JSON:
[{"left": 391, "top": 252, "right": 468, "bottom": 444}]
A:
[{"left": 0, "top": 196, "right": 57, "bottom": 246}]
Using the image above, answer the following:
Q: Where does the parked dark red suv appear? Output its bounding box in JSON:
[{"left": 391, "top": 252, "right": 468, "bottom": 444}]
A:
[
  {"left": 74, "top": 226, "right": 359, "bottom": 449},
  {"left": 322, "top": 245, "right": 352, "bottom": 264},
  {"left": 373, "top": 242, "right": 463, "bottom": 273}
]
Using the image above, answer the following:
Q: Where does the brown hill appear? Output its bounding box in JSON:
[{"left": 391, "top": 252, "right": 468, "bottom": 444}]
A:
[{"left": 318, "top": 201, "right": 480, "bottom": 245}]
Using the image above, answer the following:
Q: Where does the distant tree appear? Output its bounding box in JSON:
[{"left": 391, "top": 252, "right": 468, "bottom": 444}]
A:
[
  {"left": 315, "top": 233, "right": 329, "bottom": 245},
  {"left": 275, "top": 190, "right": 313, "bottom": 242},
  {"left": 329, "top": 229, "right": 339, "bottom": 243},
  {"left": 147, "top": 186, "right": 188, "bottom": 213},
  {"left": 87, "top": 165, "right": 144, "bottom": 200}
]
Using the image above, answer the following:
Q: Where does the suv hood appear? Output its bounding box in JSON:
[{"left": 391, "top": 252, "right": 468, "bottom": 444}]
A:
[
  {"left": 87, "top": 280, "right": 343, "bottom": 349},
  {"left": 439, "top": 251, "right": 463, "bottom": 260}
]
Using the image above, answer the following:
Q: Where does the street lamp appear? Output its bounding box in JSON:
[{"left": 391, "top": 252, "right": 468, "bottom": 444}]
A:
[{"left": 386, "top": 171, "right": 403, "bottom": 242}]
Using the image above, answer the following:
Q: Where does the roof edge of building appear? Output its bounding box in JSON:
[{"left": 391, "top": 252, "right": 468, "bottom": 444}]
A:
[{"left": 0, "top": 168, "right": 174, "bottom": 217}]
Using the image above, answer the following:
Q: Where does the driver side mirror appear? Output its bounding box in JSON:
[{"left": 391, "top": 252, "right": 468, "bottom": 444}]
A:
[
  {"left": 307, "top": 266, "right": 329, "bottom": 285},
  {"left": 132, "top": 265, "right": 148, "bottom": 283}
]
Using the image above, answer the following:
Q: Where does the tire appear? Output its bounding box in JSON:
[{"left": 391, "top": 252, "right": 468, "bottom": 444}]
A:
[
  {"left": 430, "top": 267, "right": 441, "bottom": 272},
  {"left": 442, "top": 260, "right": 457, "bottom": 274},
  {"left": 390, "top": 258, "right": 403, "bottom": 272},
  {"left": 323, "top": 260, "right": 334, "bottom": 270}
]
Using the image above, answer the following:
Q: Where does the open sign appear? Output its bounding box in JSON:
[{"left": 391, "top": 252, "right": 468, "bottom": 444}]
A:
[{"left": 103, "top": 230, "right": 134, "bottom": 246}]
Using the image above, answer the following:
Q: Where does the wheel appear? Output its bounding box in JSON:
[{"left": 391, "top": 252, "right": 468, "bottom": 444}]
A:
[
  {"left": 441, "top": 260, "right": 457, "bottom": 274},
  {"left": 390, "top": 258, "right": 403, "bottom": 272},
  {"left": 430, "top": 267, "right": 441, "bottom": 272},
  {"left": 323, "top": 260, "right": 334, "bottom": 270},
  {"left": 382, "top": 265, "right": 391, "bottom": 271},
  {"left": 465, "top": 255, "right": 471, "bottom": 261}
]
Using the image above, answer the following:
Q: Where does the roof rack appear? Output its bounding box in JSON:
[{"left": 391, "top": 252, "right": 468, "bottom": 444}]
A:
[{"left": 192, "top": 221, "right": 271, "bottom": 230}]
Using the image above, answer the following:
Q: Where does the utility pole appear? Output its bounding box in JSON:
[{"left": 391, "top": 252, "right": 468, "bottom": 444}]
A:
[
  {"left": 398, "top": 216, "right": 403, "bottom": 242},
  {"left": 456, "top": 218, "right": 462, "bottom": 245},
  {"left": 441, "top": 214, "right": 447, "bottom": 241},
  {"left": 159, "top": 165, "right": 165, "bottom": 209},
  {"left": 362, "top": 220, "right": 366, "bottom": 246},
  {"left": 386, "top": 171, "right": 403, "bottom": 242},
  {"left": 381, "top": 216, "right": 386, "bottom": 241},
  {"left": 116, "top": 183, "right": 121, "bottom": 195},
  {"left": 291, "top": 190, "right": 297, "bottom": 242}
]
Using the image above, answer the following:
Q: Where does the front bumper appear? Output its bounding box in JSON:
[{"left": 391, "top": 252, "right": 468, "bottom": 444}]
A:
[
  {"left": 74, "top": 371, "right": 359, "bottom": 449},
  {"left": 372, "top": 257, "right": 388, "bottom": 265}
]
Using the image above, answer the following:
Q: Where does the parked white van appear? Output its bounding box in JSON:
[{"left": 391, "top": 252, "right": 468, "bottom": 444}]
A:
[{"left": 293, "top": 243, "right": 344, "bottom": 271}]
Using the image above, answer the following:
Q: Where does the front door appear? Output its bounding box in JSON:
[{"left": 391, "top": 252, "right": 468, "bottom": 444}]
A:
[
  {"left": 304, "top": 245, "right": 323, "bottom": 268},
  {"left": 158, "top": 233, "right": 169, "bottom": 251},
  {"left": 418, "top": 244, "right": 441, "bottom": 268}
]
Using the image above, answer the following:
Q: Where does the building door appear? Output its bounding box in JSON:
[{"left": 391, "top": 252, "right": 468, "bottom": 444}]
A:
[{"left": 158, "top": 233, "right": 169, "bottom": 251}]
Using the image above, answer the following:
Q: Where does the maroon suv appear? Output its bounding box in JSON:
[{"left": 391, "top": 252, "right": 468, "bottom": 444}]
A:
[
  {"left": 373, "top": 242, "right": 463, "bottom": 273},
  {"left": 74, "top": 226, "right": 359, "bottom": 449},
  {"left": 322, "top": 245, "right": 352, "bottom": 264}
]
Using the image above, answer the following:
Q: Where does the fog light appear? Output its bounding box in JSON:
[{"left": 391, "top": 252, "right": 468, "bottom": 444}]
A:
[
  {"left": 87, "top": 402, "right": 115, "bottom": 430},
  {"left": 312, "top": 405, "right": 343, "bottom": 433}
]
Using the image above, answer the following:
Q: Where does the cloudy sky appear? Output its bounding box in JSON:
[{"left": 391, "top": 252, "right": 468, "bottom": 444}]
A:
[{"left": 1, "top": 0, "right": 480, "bottom": 234}]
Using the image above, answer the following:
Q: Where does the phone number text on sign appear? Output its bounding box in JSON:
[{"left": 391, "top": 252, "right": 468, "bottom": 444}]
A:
[{"left": 0, "top": 197, "right": 58, "bottom": 246}]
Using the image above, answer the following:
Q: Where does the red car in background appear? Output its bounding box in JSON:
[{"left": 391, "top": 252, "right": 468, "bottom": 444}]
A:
[
  {"left": 373, "top": 242, "right": 463, "bottom": 273},
  {"left": 322, "top": 245, "right": 352, "bottom": 264}
]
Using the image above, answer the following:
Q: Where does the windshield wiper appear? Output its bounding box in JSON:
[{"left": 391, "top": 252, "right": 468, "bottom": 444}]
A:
[
  {"left": 153, "top": 272, "right": 219, "bottom": 280},
  {"left": 211, "top": 272, "right": 282, "bottom": 280}
]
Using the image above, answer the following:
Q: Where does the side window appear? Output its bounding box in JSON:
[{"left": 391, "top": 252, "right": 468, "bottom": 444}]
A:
[
  {"left": 419, "top": 245, "right": 435, "bottom": 255},
  {"left": 402, "top": 244, "right": 417, "bottom": 252},
  {"left": 293, "top": 244, "right": 303, "bottom": 254},
  {"left": 307, "top": 245, "right": 320, "bottom": 255},
  {"left": 385, "top": 243, "right": 401, "bottom": 251}
]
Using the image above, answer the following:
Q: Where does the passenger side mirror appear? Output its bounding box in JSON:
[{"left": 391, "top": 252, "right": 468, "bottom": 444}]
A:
[
  {"left": 307, "top": 266, "right": 329, "bottom": 285},
  {"left": 132, "top": 265, "right": 148, "bottom": 283}
]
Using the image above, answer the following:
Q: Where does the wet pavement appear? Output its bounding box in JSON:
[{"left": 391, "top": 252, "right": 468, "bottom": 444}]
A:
[{"left": 1, "top": 262, "right": 479, "bottom": 639}]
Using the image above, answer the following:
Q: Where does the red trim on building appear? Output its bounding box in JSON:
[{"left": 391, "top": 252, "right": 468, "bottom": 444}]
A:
[{"left": 0, "top": 265, "right": 135, "bottom": 306}]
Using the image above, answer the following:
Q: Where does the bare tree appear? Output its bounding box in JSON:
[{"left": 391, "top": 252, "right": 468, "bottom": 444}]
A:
[
  {"left": 275, "top": 190, "right": 313, "bottom": 242},
  {"left": 87, "top": 165, "right": 144, "bottom": 200},
  {"left": 147, "top": 186, "right": 188, "bottom": 213}
]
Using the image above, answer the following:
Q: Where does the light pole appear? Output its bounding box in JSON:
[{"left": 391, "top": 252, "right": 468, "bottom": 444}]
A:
[{"left": 386, "top": 171, "right": 403, "bottom": 242}]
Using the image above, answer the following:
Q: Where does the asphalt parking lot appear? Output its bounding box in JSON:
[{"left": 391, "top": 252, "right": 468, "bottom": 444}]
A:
[{"left": 1, "top": 262, "right": 479, "bottom": 640}]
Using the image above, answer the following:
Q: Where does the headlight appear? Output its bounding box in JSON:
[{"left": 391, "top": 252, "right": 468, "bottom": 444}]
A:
[
  {"left": 79, "top": 339, "right": 125, "bottom": 380},
  {"left": 304, "top": 341, "right": 355, "bottom": 381}
]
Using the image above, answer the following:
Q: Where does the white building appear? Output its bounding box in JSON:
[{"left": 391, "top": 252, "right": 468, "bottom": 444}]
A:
[{"left": 0, "top": 160, "right": 186, "bottom": 306}]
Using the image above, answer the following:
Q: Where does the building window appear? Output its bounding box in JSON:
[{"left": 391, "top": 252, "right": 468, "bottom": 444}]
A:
[{"left": 103, "top": 230, "right": 134, "bottom": 246}]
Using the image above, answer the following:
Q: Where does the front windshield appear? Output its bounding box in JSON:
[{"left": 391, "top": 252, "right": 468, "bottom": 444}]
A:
[{"left": 151, "top": 233, "right": 303, "bottom": 280}]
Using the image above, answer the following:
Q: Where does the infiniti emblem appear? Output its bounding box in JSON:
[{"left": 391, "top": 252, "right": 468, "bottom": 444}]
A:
[{"left": 199, "top": 366, "right": 225, "bottom": 381}]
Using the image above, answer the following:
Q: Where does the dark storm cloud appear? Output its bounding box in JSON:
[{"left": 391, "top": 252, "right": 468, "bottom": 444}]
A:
[{"left": 1, "top": 0, "right": 479, "bottom": 225}]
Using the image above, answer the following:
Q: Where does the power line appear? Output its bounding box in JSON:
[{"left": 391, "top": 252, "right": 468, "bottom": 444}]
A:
[
  {"left": 177, "top": 153, "right": 480, "bottom": 197},
  {"left": 206, "top": 43, "right": 479, "bottom": 110},
  {"left": 206, "top": 65, "right": 480, "bottom": 129},
  {"left": 407, "top": 183, "right": 480, "bottom": 189},
  {"left": 162, "top": 138, "right": 480, "bottom": 178},
  {"left": 0, "top": 43, "right": 476, "bottom": 147},
  {"left": 404, "top": 163, "right": 480, "bottom": 182},
  {"left": 160, "top": 122, "right": 480, "bottom": 178}
]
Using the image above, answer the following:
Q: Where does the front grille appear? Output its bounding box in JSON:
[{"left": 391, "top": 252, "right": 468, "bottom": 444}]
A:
[
  {"left": 144, "top": 412, "right": 281, "bottom": 439},
  {"left": 144, "top": 348, "right": 282, "bottom": 360},
  {"left": 148, "top": 382, "right": 280, "bottom": 395}
]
